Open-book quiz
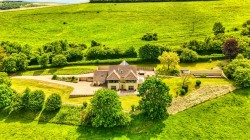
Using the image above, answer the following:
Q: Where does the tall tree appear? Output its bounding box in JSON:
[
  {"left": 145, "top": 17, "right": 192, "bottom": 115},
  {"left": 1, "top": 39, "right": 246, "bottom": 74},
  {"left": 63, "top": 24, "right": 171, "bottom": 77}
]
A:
[
  {"left": 86, "top": 89, "right": 130, "bottom": 127},
  {"left": 223, "top": 38, "right": 240, "bottom": 60},
  {"left": 158, "top": 51, "right": 180, "bottom": 70},
  {"left": 138, "top": 77, "right": 172, "bottom": 120},
  {"left": 139, "top": 44, "right": 161, "bottom": 61}
]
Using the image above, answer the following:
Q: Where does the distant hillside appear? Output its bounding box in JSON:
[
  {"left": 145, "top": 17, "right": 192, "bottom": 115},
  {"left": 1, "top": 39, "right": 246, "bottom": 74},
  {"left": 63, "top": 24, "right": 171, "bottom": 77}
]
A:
[{"left": 90, "top": 0, "right": 214, "bottom": 3}]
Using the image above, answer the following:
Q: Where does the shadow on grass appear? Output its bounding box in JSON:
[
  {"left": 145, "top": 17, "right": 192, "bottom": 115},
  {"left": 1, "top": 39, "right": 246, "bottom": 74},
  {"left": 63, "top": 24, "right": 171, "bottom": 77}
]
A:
[
  {"left": 233, "top": 88, "right": 250, "bottom": 97},
  {"left": 76, "top": 114, "right": 166, "bottom": 139},
  {"left": 38, "top": 109, "right": 59, "bottom": 124},
  {"left": 48, "top": 68, "right": 58, "bottom": 75},
  {"left": 33, "top": 69, "right": 46, "bottom": 76},
  {"left": 3, "top": 109, "right": 40, "bottom": 124}
]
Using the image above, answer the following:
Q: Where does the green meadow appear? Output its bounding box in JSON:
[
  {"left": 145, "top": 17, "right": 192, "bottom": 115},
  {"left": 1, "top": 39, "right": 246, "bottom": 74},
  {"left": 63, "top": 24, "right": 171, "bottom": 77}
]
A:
[
  {"left": 0, "top": 0, "right": 249, "bottom": 50},
  {"left": 0, "top": 88, "right": 249, "bottom": 139}
]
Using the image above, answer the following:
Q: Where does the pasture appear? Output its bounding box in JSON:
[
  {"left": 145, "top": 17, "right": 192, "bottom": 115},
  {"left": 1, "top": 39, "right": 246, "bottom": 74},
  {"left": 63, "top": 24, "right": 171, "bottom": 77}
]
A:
[{"left": 0, "top": 0, "right": 249, "bottom": 50}]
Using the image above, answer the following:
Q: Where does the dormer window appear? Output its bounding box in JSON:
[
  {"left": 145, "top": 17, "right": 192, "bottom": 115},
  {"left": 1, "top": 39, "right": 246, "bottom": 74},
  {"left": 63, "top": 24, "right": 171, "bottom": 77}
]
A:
[{"left": 120, "top": 70, "right": 123, "bottom": 74}]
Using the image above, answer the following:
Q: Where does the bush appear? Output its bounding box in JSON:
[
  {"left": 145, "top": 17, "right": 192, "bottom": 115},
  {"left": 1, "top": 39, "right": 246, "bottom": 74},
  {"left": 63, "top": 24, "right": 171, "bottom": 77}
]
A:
[
  {"left": 82, "top": 101, "right": 88, "bottom": 109},
  {"left": 179, "top": 89, "right": 186, "bottom": 96},
  {"left": 213, "top": 22, "right": 225, "bottom": 35},
  {"left": 65, "top": 49, "right": 83, "bottom": 62},
  {"left": 0, "top": 72, "right": 11, "bottom": 87},
  {"left": 52, "top": 54, "right": 67, "bottom": 67},
  {"left": 91, "top": 40, "right": 101, "bottom": 47},
  {"left": 28, "top": 90, "right": 45, "bottom": 111},
  {"left": 123, "top": 47, "right": 137, "bottom": 58},
  {"left": 45, "top": 93, "right": 62, "bottom": 112},
  {"left": 85, "top": 89, "right": 131, "bottom": 127},
  {"left": 52, "top": 74, "right": 57, "bottom": 80},
  {"left": 180, "top": 48, "right": 199, "bottom": 62},
  {"left": 38, "top": 54, "right": 49, "bottom": 68},
  {"left": 233, "top": 68, "right": 250, "bottom": 87},
  {"left": 0, "top": 85, "right": 14, "bottom": 109},
  {"left": 200, "top": 74, "right": 207, "bottom": 78},
  {"left": 139, "top": 44, "right": 161, "bottom": 61},
  {"left": 196, "top": 80, "right": 201, "bottom": 86},
  {"left": 22, "top": 87, "right": 31, "bottom": 109},
  {"left": 141, "top": 33, "right": 158, "bottom": 41},
  {"left": 6, "top": 93, "right": 23, "bottom": 113},
  {"left": 241, "top": 29, "right": 249, "bottom": 36}
]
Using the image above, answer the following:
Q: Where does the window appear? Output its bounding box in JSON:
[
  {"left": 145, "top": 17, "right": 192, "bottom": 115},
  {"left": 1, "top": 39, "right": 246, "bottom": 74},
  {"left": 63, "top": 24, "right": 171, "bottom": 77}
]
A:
[
  {"left": 111, "top": 86, "right": 116, "bottom": 90},
  {"left": 128, "top": 86, "right": 134, "bottom": 91}
]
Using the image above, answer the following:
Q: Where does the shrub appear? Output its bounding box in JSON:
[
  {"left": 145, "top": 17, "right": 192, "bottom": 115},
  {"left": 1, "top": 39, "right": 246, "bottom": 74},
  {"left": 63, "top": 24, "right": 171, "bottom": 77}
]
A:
[
  {"left": 0, "top": 72, "right": 11, "bottom": 87},
  {"left": 241, "top": 29, "right": 249, "bottom": 36},
  {"left": 141, "top": 33, "right": 158, "bottom": 41},
  {"left": 82, "top": 101, "right": 88, "bottom": 109},
  {"left": 6, "top": 93, "right": 23, "bottom": 113},
  {"left": 91, "top": 40, "right": 101, "bottom": 47},
  {"left": 139, "top": 44, "right": 161, "bottom": 61},
  {"left": 123, "top": 47, "right": 137, "bottom": 58},
  {"left": 0, "top": 85, "right": 14, "bottom": 109},
  {"left": 65, "top": 49, "right": 83, "bottom": 62},
  {"left": 22, "top": 87, "right": 31, "bottom": 109},
  {"left": 196, "top": 80, "right": 201, "bottom": 86},
  {"left": 86, "top": 89, "right": 131, "bottom": 127},
  {"left": 38, "top": 54, "right": 49, "bottom": 68},
  {"left": 28, "top": 90, "right": 45, "bottom": 111},
  {"left": 213, "top": 22, "right": 225, "bottom": 35},
  {"left": 180, "top": 48, "right": 199, "bottom": 62},
  {"left": 52, "top": 74, "right": 57, "bottom": 80},
  {"left": 233, "top": 67, "right": 250, "bottom": 87},
  {"left": 138, "top": 77, "right": 172, "bottom": 120},
  {"left": 223, "top": 38, "right": 240, "bottom": 59},
  {"left": 200, "top": 74, "right": 207, "bottom": 78},
  {"left": 45, "top": 93, "right": 62, "bottom": 112},
  {"left": 52, "top": 54, "right": 67, "bottom": 67},
  {"left": 179, "top": 89, "right": 186, "bottom": 96}
]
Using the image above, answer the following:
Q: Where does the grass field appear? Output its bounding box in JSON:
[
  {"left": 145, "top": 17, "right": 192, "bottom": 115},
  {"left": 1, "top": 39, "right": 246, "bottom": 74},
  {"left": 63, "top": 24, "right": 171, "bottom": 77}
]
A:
[
  {"left": 15, "top": 65, "right": 97, "bottom": 76},
  {"left": 0, "top": 0, "right": 249, "bottom": 49},
  {"left": 0, "top": 88, "right": 249, "bottom": 139}
]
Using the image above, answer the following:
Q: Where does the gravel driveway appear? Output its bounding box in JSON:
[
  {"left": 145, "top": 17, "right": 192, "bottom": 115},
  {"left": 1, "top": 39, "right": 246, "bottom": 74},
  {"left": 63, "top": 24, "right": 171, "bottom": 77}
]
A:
[{"left": 12, "top": 74, "right": 102, "bottom": 97}]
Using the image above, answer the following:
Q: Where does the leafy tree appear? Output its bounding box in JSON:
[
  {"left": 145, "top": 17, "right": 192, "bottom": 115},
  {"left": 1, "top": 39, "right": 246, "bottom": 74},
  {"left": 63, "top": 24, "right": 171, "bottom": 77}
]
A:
[
  {"left": 28, "top": 90, "right": 45, "bottom": 111},
  {"left": 0, "top": 72, "right": 11, "bottom": 87},
  {"left": 0, "top": 47, "right": 7, "bottom": 71},
  {"left": 65, "top": 49, "right": 83, "bottom": 62},
  {"left": 0, "top": 41, "right": 22, "bottom": 55},
  {"left": 223, "top": 58, "right": 250, "bottom": 79},
  {"left": 87, "top": 89, "right": 130, "bottom": 127},
  {"left": 180, "top": 48, "right": 199, "bottom": 62},
  {"left": 233, "top": 67, "right": 250, "bottom": 87},
  {"left": 5, "top": 93, "right": 23, "bottom": 113},
  {"left": 0, "top": 85, "right": 14, "bottom": 109},
  {"left": 43, "top": 40, "right": 68, "bottom": 54},
  {"left": 138, "top": 77, "right": 172, "bottom": 120},
  {"left": 45, "top": 93, "right": 62, "bottom": 112},
  {"left": 141, "top": 33, "right": 158, "bottom": 41},
  {"left": 52, "top": 54, "right": 67, "bottom": 67},
  {"left": 223, "top": 38, "right": 240, "bottom": 59},
  {"left": 123, "top": 47, "right": 137, "bottom": 58},
  {"left": 158, "top": 51, "right": 179, "bottom": 70},
  {"left": 15, "top": 53, "right": 29, "bottom": 71},
  {"left": 213, "top": 22, "right": 225, "bottom": 35},
  {"left": 3, "top": 56, "right": 17, "bottom": 72},
  {"left": 38, "top": 54, "right": 49, "bottom": 68},
  {"left": 139, "top": 44, "right": 161, "bottom": 60}
]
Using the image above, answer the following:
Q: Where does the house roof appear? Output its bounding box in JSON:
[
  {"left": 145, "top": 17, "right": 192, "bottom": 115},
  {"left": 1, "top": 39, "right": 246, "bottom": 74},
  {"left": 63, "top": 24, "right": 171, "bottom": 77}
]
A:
[
  {"left": 93, "top": 70, "right": 108, "bottom": 84},
  {"left": 120, "top": 60, "right": 129, "bottom": 66},
  {"left": 108, "top": 65, "right": 137, "bottom": 78},
  {"left": 106, "top": 70, "right": 121, "bottom": 80},
  {"left": 124, "top": 70, "right": 138, "bottom": 80}
]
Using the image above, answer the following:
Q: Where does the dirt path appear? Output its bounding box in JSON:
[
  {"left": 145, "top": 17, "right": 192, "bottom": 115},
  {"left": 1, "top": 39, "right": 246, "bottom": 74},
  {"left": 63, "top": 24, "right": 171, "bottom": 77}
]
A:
[
  {"left": 12, "top": 74, "right": 102, "bottom": 97},
  {"left": 168, "top": 85, "right": 236, "bottom": 114}
]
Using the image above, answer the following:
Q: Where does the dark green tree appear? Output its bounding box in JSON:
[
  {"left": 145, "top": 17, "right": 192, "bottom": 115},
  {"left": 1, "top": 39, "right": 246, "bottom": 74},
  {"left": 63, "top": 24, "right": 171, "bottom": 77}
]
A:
[
  {"left": 0, "top": 72, "right": 11, "bottom": 87},
  {"left": 233, "top": 67, "right": 250, "bottom": 87},
  {"left": 213, "top": 22, "right": 225, "bottom": 35},
  {"left": 139, "top": 44, "right": 161, "bottom": 60},
  {"left": 86, "top": 89, "right": 130, "bottom": 127},
  {"left": 38, "top": 54, "right": 50, "bottom": 68},
  {"left": 45, "top": 93, "right": 62, "bottom": 112},
  {"left": 180, "top": 48, "right": 199, "bottom": 62},
  {"left": 28, "top": 90, "right": 45, "bottom": 111},
  {"left": 0, "top": 85, "right": 14, "bottom": 109},
  {"left": 123, "top": 47, "right": 137, "bottom": 58},
  {"left": 52, "top": 54, "right": 67, "bottom": 67},
  {"left": 138, "top": 77, "right": 172, "bottom": 120}
]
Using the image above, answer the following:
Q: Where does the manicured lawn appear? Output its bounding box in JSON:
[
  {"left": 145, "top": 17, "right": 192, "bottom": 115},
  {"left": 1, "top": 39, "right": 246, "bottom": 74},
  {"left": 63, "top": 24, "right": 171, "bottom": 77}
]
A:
[
  {"left": 11, "top": 78, "right": 139, "bottom": 111},
  {"left": 0, "top": 0, "right": 249, "bottom": 49},
  {"left": 15, "top": 65, "right": 97, "bottom": 76},
  {"left": 179, "top": 60, "right": 224, "bottom": 70},
  {"left": 0, "top": 88, "right": 249, "bottom": 139}
]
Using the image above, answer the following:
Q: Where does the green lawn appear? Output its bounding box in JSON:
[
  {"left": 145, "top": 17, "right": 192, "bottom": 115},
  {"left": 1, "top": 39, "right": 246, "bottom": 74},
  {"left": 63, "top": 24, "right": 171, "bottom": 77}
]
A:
[
  {"left": 15, "top": 65, "right": 97, "bottom": 76},
  {"left": 0, "top": 0, "right": 249, "bottom": 49},
  {"left": 0, "top": 88, "right": 249, "bottom": 139}
]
